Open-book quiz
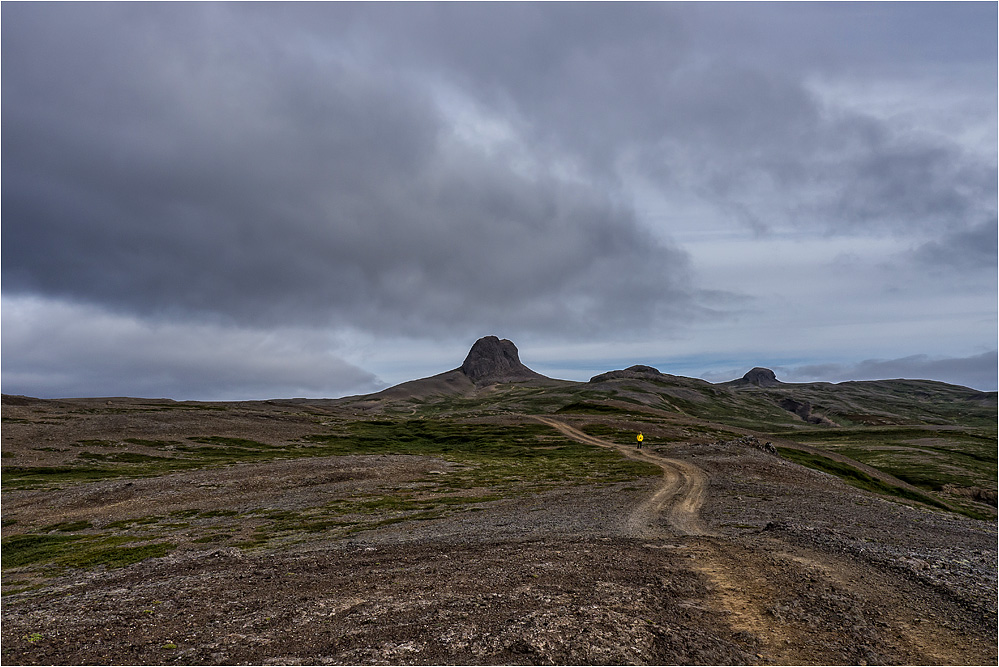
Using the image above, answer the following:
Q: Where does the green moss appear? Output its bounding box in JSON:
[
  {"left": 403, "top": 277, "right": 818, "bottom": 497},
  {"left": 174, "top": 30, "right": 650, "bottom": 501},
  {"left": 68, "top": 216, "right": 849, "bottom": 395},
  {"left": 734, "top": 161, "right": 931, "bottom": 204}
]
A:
[
  {"left": 64, "top": 542, "right": 172, "bottom": 568},
  {"left": 198, "top": 509, "right": 240, "bottom": 518},
  {"left": 771, "top": 426, "right": 997, "bottom": 500},
  {"left": 556, "top": 402, "right": 638, "bottom": 415},
  {"left": 776, "top": 447, "right": 952, "bottom": 512},
  {"left": 1, "top": 534, "right": 83, "bottom": 568},
  {"left": 2, "top": 465, "right": 124, "bottom": 489},
  {"left": 77, "top": 452, "right": 175, "bottom": 463},
  {"left": 122, "top": 438, "right": 182, "bottom": 447},
  {"left": 1, "top": 533, "right": 173, "bottom": 570},
  {"left": 41, "top": 520, "right": 93, "bottom": 532},
  {"left": 76, "top": 439, "right": 119, "bottom": 448}
]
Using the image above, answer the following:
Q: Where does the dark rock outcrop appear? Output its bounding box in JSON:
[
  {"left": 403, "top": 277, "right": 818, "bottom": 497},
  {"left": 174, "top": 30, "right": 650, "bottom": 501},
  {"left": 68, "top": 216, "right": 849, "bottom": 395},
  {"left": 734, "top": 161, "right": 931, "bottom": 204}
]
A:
[
  {"left": 459, "top": 336, "right": 547, "bottom": 386},
  {"left": 742, "top": 367, "right": 782, "bottom": 387},
  {"left": 780, "top": 398, "right": 814, "bottom": 421},
  {"left": 589, "top": 365, "right": 666, "bottom": 383},
  {"left": 779, "top": 397, "right": 834, "bottom": 425}
]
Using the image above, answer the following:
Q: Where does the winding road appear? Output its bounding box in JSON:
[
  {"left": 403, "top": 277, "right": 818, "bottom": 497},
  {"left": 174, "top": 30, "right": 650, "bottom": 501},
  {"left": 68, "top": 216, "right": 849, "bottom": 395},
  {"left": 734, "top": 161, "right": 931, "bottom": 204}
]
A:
[{"left": 533, "top": 416, "right": 711, "bottom": 537}]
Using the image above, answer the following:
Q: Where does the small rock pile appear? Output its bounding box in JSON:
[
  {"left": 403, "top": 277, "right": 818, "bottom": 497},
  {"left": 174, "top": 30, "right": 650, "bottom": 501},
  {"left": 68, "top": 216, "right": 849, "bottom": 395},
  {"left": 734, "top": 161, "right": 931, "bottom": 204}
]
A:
[{"left": 710, "top": 435, "right": 777, "bottom": 455}]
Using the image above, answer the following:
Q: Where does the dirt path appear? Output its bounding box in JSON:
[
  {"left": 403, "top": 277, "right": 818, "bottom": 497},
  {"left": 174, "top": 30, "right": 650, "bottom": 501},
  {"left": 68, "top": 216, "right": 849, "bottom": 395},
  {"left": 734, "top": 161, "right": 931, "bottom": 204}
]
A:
[
  {"left": 531, "top": 416, "right": 991, "bottom": 665},
  {"left": 532, "top": 418, "right": 799, "bottom": 657},
  {"left": 533, "top": 417, "right": 710, "bottom": 536}
]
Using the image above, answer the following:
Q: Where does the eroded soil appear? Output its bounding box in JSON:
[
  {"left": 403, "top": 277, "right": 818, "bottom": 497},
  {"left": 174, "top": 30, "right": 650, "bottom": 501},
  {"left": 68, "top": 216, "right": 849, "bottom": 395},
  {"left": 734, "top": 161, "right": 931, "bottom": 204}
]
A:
[{"left": 2, "top": 398, "right": 996, "bottom": 665}]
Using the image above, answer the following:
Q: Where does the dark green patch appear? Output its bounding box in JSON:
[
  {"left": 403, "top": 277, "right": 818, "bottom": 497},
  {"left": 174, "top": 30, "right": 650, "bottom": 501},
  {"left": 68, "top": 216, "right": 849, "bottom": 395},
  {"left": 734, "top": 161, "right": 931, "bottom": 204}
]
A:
[
  {"left": 77, "top": 439, "right": 119, "bottom": 448},
  {"left": 78, "top": 452, "right": 175, "bottom": 464},
  {"left": 41, "top": 520, "right": 93, "bottom": 532},
  {"left": 2, "top": 465, "right": 124, "bottom": 489},
  {"left": 198, "top": 509, "right": 240, "bottom": 518},
  {"left": 123, "top": 438, "right": 182, "bottom": 447},
  {"left": 1, "top": 533, "right": 172, "bottom": 570},
  {"left": 556, "top": 402, "right": 638, "bottom": 415},
  {"left": 770, "top": 426, "right": 997, "bottom": 504},
  {"left": 1, "top": 534, "right": 83, "bottom": 569},
  {"left": 776, "top": 447, "right": 952, "bottom": 512}
]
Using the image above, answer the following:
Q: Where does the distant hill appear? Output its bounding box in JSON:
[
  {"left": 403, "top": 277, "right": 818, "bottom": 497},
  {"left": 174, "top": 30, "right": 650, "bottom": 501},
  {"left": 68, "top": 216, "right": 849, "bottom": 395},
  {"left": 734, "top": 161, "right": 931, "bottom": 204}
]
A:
[
  {"left": 334, "top": 337, "right": 996, "bottom": 431},
  {"left": 338, "top": 336, "right": 567, "bottom": 410},
  {"left": 324, "top": 338, "right": 996, "bottom": 519}
]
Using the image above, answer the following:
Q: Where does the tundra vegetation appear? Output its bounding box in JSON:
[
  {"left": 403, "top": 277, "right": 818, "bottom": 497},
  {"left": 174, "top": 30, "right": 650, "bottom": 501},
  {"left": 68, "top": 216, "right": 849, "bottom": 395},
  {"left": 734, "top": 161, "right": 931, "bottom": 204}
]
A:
[{"left": 1, "top": 349, "right": 995, "bottom": 665}]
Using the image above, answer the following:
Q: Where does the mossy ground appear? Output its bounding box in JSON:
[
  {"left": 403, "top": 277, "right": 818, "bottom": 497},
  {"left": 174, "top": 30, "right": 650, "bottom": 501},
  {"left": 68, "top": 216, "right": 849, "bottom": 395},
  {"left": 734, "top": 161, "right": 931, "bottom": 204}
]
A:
[{"left": 2, "top": 419, "right": 660, "bottom": 582}]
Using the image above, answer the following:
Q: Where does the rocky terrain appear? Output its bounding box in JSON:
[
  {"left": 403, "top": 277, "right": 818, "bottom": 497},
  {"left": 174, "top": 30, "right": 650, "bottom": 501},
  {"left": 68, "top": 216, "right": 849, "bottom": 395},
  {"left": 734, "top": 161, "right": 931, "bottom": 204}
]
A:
[{"left": 2, "top": 338, "right": 996, "bottom": 665}]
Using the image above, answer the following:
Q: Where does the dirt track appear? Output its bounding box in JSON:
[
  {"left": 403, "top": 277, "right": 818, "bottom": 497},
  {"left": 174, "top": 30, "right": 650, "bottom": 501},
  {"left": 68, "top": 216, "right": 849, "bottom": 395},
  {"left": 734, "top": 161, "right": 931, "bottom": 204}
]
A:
[
  {"left": 534, "top": 416, "right": 709, "bottom": 537},
  {"left": 529, "top": 417, "right": 995, "bottom": 665}
]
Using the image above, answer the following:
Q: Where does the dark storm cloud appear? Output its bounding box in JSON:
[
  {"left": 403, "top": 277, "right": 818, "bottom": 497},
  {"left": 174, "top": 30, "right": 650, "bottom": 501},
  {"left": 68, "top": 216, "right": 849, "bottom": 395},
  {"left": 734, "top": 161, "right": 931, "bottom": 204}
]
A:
[
  {"left": 2, "top": 2, "right": 994, "bottom": 376},
  {"left": 1, "top": 3, "right": 691, "bottom": 339},
  {"left": 342, "top": 3, "right": 996, "bottom": 237}
]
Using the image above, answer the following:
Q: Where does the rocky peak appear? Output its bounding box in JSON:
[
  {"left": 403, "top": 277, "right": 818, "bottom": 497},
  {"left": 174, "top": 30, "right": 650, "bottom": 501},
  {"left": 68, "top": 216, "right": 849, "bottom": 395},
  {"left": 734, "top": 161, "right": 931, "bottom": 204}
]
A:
[
  {"left": 589, "top": 365, "right": 665, "bottom": 383},
  {"left": 459, "top": 336, "right": 547, "bottom": 385},
  {"left": 742, "top": 367, "right": 782, "bottom": 387},
  {"left": 624, "top": 365, "right": 663, "bottom": 375}
]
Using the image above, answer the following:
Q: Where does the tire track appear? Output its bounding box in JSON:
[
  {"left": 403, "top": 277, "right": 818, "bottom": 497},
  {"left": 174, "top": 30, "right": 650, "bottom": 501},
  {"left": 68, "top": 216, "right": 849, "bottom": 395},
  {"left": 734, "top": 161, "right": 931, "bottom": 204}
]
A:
[{"left": 533, "top": 416, "right": 710, "bottom": 537}]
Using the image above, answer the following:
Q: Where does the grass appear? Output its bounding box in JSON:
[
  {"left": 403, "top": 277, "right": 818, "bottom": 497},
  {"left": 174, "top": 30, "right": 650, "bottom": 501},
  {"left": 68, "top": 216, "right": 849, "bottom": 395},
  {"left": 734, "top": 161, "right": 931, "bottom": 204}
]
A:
[
  {"left": 556, "top": 402, "right": 640, "bottom": 416},
  {"left": 40, "top": 520, "right": 93, "bottom": 532},
  {"left": 1, "top": 533, "right": 172, "bottom": 570},
  {"left": 3, "top": 436, "right": 308, "bottom": 490},
  {"left": 771, "top": 426, "right": 997, "bottom": 494},
  {"left": 306, "top": 419, "right": 661, "bottom": 487},
  {"left": 77, "top": 452, "right": 176, "bottom": 464},
  {"left": 776, "top": 447, "right": 954, "bottom": 513},
  {"left": 2, "top": 465, "right": 131, "bottom": 489},
  {"left": 3, "top": 419, "right": 662, "bottom": 564}
]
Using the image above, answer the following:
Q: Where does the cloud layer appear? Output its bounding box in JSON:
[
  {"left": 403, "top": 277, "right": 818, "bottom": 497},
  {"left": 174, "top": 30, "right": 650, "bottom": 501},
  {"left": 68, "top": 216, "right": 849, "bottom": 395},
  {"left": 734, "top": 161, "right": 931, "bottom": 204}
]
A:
[
  {"left": 2, "top": 3, "right": 693, "bottom": 339},
  {"left": 2, "top": 3, "right": 995, "bottom": 398},
  {"left": 2, "top": 297, "right": 380, "bottom": 400},
  {"left": 782, "top": 352, "right": 999, "bottom": 392}
]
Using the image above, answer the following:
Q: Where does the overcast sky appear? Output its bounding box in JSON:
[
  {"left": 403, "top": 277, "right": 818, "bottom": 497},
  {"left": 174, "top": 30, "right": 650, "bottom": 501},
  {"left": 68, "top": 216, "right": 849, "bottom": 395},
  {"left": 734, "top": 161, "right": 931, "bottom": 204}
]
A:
[{"left": 3, "top": 2, "right": 996, "bottom": 399}]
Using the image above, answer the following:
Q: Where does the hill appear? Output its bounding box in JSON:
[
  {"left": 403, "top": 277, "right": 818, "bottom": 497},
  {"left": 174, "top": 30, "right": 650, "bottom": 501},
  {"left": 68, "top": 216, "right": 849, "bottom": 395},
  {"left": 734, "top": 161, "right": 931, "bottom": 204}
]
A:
[
  {"left": 328, "top": 341, "right": 995, "bottom": 518},
  {"left": 1, "top": 337, "right": 995, "bottom": 664}
]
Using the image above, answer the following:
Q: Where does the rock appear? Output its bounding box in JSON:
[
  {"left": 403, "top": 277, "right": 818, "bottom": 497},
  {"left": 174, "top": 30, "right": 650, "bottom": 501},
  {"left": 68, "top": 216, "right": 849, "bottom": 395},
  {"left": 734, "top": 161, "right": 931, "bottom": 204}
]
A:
[
  {"left": 624, "top": 365, "right": 663, "bottom": 375},
  {"left": 742, "top": 367, "right": 782, "bottom": 387},
  {"left": 459, "top": 336, "right": 548, "bottom": 386},
  {"left": 779, "top": 398, "right": 834, "bottom": 425},
  {"left": 941, "top": 484, "right": 999, "bottom": 507},
  {"left": 779, "top": 398, "right": 813, "bottom": 420},
  {"left": 589, "top": 365, "right": 666, "bottom": 383}
]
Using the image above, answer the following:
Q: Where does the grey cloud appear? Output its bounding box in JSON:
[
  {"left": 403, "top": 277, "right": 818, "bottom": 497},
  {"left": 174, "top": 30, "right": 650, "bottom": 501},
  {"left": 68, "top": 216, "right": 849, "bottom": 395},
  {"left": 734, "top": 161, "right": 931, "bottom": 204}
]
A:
[
  {"left": 1, "top": 298, "right": 382, "bottom": 400},
  {"left": 2, "top": 2, "right": 994, "bottom": 355},
  {"left": 909, "top": 218, "right": 998, "bottom": 272},
  {"left": 2, "top": 3, "right": 692, "bottom": 339},
  {"left": 781, "top": 352, "right": 998, "bottom": 392},
  {"left": 346, "top": 3, "right": 996, "bottom": 238}
]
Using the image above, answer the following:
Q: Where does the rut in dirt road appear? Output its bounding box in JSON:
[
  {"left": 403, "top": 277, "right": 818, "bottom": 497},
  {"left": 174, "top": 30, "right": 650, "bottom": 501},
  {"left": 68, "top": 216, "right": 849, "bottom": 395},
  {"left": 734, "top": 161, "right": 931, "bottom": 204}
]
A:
[{"left": 533, "top": 417, "right": 710, "bottom": 537}]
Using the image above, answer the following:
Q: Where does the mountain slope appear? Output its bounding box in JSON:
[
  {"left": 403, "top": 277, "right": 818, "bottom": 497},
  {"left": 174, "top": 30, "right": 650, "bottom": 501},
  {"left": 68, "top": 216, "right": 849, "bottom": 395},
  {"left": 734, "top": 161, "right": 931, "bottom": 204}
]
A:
[{"left": 329, "top": 342, "right": 995, "bottom": 519}]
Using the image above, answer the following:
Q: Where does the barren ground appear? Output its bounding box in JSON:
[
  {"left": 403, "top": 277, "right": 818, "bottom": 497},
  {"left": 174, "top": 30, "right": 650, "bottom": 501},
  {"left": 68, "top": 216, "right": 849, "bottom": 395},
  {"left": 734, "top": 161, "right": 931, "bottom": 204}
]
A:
[{"left": 1, "top": 398, "right": 996, "bottom": 665}]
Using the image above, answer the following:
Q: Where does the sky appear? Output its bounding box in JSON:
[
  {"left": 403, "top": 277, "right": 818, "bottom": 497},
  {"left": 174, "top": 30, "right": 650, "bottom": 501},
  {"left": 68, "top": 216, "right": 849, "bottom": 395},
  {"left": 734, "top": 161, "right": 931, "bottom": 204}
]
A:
[{"left": 2, "top": 2, "right": 997, "bottom": 400}]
